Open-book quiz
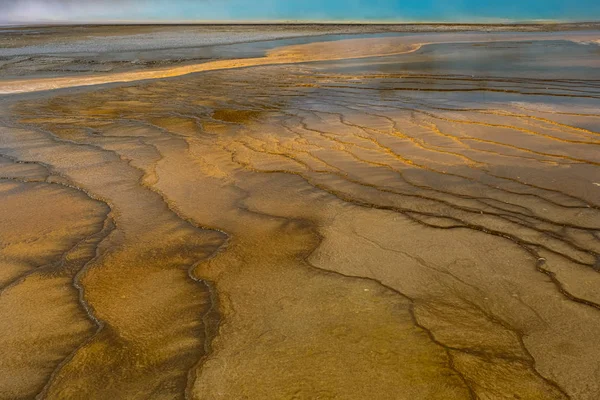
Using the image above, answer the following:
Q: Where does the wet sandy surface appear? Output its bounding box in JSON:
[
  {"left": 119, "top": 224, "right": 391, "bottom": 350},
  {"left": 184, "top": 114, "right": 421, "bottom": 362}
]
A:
[
  {"left": 1, "top": 27, "right": 600, "bottom": 399},
  {"left": 3, "top": 33, "right": 600, "bottom": 95},
  {"left": 2, "top": 23, "right": 600, "bottom": 79}
]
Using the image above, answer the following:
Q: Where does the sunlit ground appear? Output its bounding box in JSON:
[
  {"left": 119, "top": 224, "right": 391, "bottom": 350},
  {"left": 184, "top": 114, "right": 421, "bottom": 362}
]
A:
[{"left": 1, "top": 25, "right": 599, "bottom": 400}]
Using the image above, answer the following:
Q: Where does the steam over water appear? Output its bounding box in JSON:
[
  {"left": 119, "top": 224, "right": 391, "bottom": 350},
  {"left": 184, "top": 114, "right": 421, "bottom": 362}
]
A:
[
  {"left": 0, "top": 30, "right": 599, "bottom": 399},
  {"left": 2, "top": 0, "right": 600, "bottom": 23}
]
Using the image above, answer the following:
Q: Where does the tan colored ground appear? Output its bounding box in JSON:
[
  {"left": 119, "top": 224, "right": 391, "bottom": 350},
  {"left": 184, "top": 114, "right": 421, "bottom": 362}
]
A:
[
  {"left": 2, "top": 31, "right": 600, "bottom": 94},
  {"left": 0, "top": 32, "right": 599, "bottom": 399}
]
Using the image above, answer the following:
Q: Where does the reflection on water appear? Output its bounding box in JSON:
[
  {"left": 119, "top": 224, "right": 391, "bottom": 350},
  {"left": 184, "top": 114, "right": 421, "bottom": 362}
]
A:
[
  {"left": 324, "top": 39, "right": 600, "bottom": 78},
  {"left": 2, "top": 31, "right": 600, "bottom": 94},
  {"left": 0, "top": 32, "right": 599, "bottom": 399}
]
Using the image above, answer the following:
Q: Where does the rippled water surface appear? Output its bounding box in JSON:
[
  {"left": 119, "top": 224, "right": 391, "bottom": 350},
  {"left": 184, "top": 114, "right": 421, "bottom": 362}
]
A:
[{"left": 0, "top": 30, "right": 599, "bottom": 399}]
